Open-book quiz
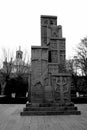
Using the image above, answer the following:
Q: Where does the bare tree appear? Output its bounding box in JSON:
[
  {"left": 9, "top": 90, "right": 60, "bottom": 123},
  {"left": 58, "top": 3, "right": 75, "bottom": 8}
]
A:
[
  {"left": 0, "top": 47, "right": 30, "bottom": 96},
  {"left": 11, "top": 49, "right": 30, "bottom": 97},
  {"left": 66, "top": 57, "right": 78, "bottom": 75},
  {"left": 76, "top": 37, "right": 87, "bottom": 76},
  {"left": 66, "top": 59, "right": 74, "bottom": 74},
  {"left": 0, "top": 48, "right": 13, "bottom": 95},
  {"left": 71, "top": 37, "right": 87, "bottom": 94},
  {"left": 66, "top": 57, "right": 79, "bottom": 95}
]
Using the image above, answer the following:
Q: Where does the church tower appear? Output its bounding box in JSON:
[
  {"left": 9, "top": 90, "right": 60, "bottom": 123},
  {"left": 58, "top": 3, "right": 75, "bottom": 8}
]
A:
[{"left": 16, "top": 46, "right": 23, "bottom": 60}]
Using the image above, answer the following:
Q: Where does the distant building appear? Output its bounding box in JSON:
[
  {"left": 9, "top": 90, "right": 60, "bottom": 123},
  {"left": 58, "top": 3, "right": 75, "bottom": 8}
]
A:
[
  {"left": 1, "top": 46, "right": 30, "bottom": 79},
  {"left": 0, "top": 47, "right": 30, "bottom": 95},
  {"left": 11, "top": 47, "right": 30, "bottom": 76}
]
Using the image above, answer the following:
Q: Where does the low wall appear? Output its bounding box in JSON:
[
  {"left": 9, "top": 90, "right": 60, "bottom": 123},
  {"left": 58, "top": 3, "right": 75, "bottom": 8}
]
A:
[{"left": 0, "top": 96, "right": 87, "bottom": 104}]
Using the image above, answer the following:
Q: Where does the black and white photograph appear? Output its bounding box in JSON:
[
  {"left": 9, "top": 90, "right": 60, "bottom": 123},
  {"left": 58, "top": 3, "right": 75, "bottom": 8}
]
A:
[{"left": 0, "top": 0, "right": 87, "bottom": 129}]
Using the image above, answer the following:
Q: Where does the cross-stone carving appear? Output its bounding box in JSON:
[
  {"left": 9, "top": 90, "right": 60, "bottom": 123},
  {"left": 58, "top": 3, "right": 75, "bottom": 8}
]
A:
[
  {"left": 21, "top": 15, "right": 81, "bottom": 116},
  {"left": 56, "top": 76, "right": 68, "bottom": 103}
]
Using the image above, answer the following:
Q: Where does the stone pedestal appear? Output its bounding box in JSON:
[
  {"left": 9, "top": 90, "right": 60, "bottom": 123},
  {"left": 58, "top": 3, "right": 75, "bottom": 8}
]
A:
[
  {"left": 20, "top": 103, "right": 81, "bottom": 116},
  {"left": 20, "top": 73, "right": 81, "bottom": 116}
]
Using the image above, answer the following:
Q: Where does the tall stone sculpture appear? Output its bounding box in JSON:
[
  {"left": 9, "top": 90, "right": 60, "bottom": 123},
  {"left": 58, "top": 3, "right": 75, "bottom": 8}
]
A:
[{"left": 20, "top": 15, "right": 81, "bottom": 115}]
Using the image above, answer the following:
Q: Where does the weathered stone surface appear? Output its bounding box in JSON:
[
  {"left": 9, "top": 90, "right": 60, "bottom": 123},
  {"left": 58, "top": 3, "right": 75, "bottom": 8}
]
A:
[
  {"left": 51, "top": 74, "right": 71, "bottom": 104},
  {"left": 21, "top": 15, "right": 81, "bottom": 115}
]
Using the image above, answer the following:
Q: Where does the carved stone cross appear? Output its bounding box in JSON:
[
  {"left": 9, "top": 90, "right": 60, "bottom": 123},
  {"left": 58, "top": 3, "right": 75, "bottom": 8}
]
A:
[{"left": 56, "top": 76, "right": 68, "bottom": 103}]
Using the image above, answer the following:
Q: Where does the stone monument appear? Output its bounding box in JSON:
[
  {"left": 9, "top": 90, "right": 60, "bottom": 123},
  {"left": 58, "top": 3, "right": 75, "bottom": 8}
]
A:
[{"left": 20, "top": 15, "right": 81, "bottom": 115}]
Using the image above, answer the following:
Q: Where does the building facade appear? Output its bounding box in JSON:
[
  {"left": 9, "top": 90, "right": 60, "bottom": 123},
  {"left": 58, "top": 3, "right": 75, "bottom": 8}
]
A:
[{"left": 0, "top": 47, "right": 30, "bottom": 95}]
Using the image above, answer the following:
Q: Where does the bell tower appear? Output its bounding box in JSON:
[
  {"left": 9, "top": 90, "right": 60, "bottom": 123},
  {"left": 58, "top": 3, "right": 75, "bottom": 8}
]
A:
[{"left": 16, "top": 46, "right": 23, "bottom": 59}]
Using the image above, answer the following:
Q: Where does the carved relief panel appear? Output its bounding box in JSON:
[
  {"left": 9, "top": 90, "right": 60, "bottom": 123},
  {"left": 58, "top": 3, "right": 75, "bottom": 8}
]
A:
[
  {"left": 52, "top": 75, "right": 71, "bottom": 103},
  {"left": 59, "top": 41, "right": 65, "bottom": 50},
  {"left": 49, "top": 40, "right": 57, "bottom": 50},
  {"left": 60, "top": 50, "right": 65, "bottom": 64},
  {"left": 49, "top": 19, "right": 57, "bottom": 25},
  {"left": 41, "top": 18, "right": 57, "bottom": 26},
  {"left": 41, "top": 26, "right": 47, "bottom": 46},
  {"left": 51, "top": 50, "right": 58, "bottom": 63},
  {"left": 51, "top": 27, "right": 59, "bottom": 37},
  {"left": 31, "top": 82, "right": 44, "bottom": 103},
  {"left": 48, "top": 64, "right": 58, "bottom": 74},
  {"left": 51, "top": 25, "right": 63, "bottom": 38}
]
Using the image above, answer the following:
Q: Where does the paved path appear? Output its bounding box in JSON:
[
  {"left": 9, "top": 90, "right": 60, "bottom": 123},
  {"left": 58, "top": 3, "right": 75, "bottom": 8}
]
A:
[{"left": 0, "top": 104, "right": 87, "bottom": 130}]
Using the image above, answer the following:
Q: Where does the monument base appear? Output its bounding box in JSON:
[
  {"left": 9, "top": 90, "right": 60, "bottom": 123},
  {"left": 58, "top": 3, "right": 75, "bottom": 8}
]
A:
[{"left": 20, "top": 102, "right": 81, "bottom": 116}]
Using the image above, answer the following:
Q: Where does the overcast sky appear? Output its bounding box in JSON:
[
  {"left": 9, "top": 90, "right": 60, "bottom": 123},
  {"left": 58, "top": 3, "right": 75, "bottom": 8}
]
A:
[{"left": 0, "top": 0, "right": 87, "bottom": 64}]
